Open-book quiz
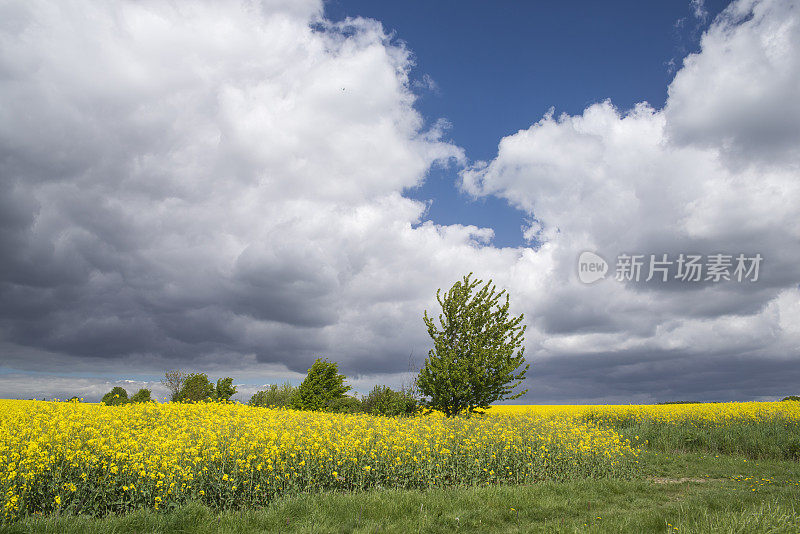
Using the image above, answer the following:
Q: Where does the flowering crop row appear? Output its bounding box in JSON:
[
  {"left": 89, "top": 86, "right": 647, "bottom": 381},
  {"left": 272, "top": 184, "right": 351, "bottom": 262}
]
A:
[
  {"left": 490, "top": 401, "right": 800, "bottom": 425},
  {"left": 0, "top": 400, "right": 638, "bottom": 520}
]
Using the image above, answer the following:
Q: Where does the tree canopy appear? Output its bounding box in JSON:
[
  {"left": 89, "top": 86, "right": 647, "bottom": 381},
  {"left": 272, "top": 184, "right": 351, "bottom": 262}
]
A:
[
  {"left": 101, "top": 386, "right": 129, "bottom": 406},
  {"left": 417, "top": 273, "right": 529, "bottom": 416},
  {"left": 291, "top": 358, "right": 351, "bottom": 411},
  {"left": 175, "top": 373, "right": 215, "bottom": 402},
  {"left": 161, "top": 369, "right": 187, "bottom": 402}
]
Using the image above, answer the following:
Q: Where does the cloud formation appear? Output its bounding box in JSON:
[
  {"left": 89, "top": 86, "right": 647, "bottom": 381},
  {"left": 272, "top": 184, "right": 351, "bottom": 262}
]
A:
[
  {"left": 0, "top": 0, "right": 515, "bottom": 382},
  {"left": 0, "top": 0, "right": 798, "bottom": 402},
  {"left": 461, "top": 0, "right": 800, "bottom": 400}
]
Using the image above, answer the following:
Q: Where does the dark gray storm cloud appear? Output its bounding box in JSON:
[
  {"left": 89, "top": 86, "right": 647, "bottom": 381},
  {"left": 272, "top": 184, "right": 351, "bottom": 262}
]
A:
[{"left": 525, "top": 350, "right": 800, "bottom": 403}]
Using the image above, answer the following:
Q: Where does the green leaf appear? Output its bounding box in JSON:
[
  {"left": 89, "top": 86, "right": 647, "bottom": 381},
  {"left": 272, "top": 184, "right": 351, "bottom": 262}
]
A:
[{"left": 417, "top": 273, "right": 529, "bottom": 416}]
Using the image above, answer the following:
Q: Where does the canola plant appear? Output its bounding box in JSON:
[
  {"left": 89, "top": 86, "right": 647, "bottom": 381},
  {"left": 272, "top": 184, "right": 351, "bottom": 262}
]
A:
[{"left": 0, "top": 399, "right": 639, "bottom": 519}]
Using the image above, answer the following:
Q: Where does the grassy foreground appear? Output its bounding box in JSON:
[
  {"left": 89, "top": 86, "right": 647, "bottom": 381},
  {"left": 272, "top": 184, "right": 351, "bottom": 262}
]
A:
[{"left": 4, "top": 451, "right": 800, "bottom": 533}]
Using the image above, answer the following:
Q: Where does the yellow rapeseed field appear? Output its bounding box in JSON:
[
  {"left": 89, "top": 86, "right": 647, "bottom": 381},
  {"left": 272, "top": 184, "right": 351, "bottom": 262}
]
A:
[
  {"left": 490, "top": 401, "right": 800, "bottom": 425},
  {"left": 5, "top": 399, "right": 795, "bottom": 520},
  {"left": 0, "top": 399, "right": 639, "bottom": 520}
]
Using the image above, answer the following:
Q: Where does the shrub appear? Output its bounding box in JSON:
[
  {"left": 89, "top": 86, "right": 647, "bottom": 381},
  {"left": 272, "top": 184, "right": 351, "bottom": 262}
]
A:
[
  {"left": 130, "top": 388, "right": 152, "bottom": 403},
  {"left": 249, "top": 382, "right": 298, "bottom": 408},
  {"left": 161, "top": 369, "right": 187, "bottom": 402},
  {"left": 291, "top": 358, "right": 351, "bottom": 411},
  {"left": 326, "top": 395, "right": 363, "bottom": 413},
  {"left": 176, "top": 373, "right": 215, "bottom": 402},
  {"left": 215, "top": 377, "right": 237, "bottom": 402},
  {"left": 782, "top": 395, "right": 800, "bottom": 401},
  {"left": 101, "top": 387, "right": 128, "bottom": 406},
  {"left": 361, "top": 385, "right": 418, "bottom": 417}
]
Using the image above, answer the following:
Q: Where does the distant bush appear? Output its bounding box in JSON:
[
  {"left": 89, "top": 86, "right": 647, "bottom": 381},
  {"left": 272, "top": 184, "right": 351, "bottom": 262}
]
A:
[
  {"left": 173, "top": 373, "right": 237, "bottom": 403},
  {"left": 326, "top": 395, "right": 363, "bottom": 414},
  {"left": 161, "top": 369, "right": 187, "bottom": 402},
  {"left": 176, "top": 373, "right": 216, "bottom": 402},
  {"left": 782, "top": 396, "right": 800, "bottom": 401},
  {"left": 291, "top": 358, "right": 351, "bottom": 411},
  {"left": 130, "top": 388, "right": 152, "bottom": 403},
  {"left": 101, "top": 387, "right": 128, "bottom": 406},
  {"left": 361, "top": 385, "right": 418, "bottom": 417},
  {"left": 249, "top": 382, "right": 298, "bottom": 408},
  {"left": 215, "top": 377, "right": 237, "bottom": 402}
]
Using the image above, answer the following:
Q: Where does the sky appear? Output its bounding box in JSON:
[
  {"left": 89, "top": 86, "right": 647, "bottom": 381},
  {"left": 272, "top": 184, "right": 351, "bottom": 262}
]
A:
[
  {"left": 0, "top": 0, "right": 798, "bottom": 403},
  {"left": 327, "top": 0, "right": 733, "bottom": 248}
]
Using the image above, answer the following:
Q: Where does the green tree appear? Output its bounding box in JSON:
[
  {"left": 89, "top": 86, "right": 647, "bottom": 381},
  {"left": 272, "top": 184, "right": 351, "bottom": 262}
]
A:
[
  {"left": 361, "top": 385, "right": 418, "bottom": 417},
  {"left": 215, "top": 377, "right": 237, "bottom": 402},
  {"left": 249, "top": 382, "right": 298, "bottom": 408},
  {"left": 361, "top": 385, "right": 391, "bottom": 416},
  {"left": 161, "top": 369, "right": 187, "bottom": 402},
  {"left": 101, "top": 386, "right": 129, "bottom": 406},
  {"left": 326, "top": 395, "right": 363, "bottom": 413},
  {"left": 291, "top": 358, "right": 351, "bottom": 411},
  {"left": 176, "top": 373, "right": 215, "bottom": 402},
  {"left": 130, "top": 388, "right": 152, "bottom": 403},
  {"left": 417, "top": 273, "right": 529, "bottom": 416}
]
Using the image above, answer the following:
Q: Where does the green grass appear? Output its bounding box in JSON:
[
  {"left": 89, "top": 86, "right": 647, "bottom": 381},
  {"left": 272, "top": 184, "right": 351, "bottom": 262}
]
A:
[
  {"left": 616, "top": 420, "right": 800, "bottom": 461},
  {"left": 580, "top": 411, "right": 800, "bottom": 461},
  {"left": 5, "top": 451, "right": 799, "bottom": 533}
]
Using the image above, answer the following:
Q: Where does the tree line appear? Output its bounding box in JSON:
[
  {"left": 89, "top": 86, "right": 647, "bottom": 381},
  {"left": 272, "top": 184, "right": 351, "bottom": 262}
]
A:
[
  {"left": 100, "top": 373, "right": 237, "bottom": 406},
  {"left": 248, "top": 359, "right": 419, "bottom": 417},
  {"left": 100, "top": 273, "right": 531, "bottom": 417},
  {"left": 107, "top": 360, "right": 418, "bottom": 417}
]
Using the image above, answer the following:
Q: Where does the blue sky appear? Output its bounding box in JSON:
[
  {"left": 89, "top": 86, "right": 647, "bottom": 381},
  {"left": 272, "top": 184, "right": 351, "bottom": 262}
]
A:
[{"left": 327, "top": 0, "right": 732, "bottom": 247}]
